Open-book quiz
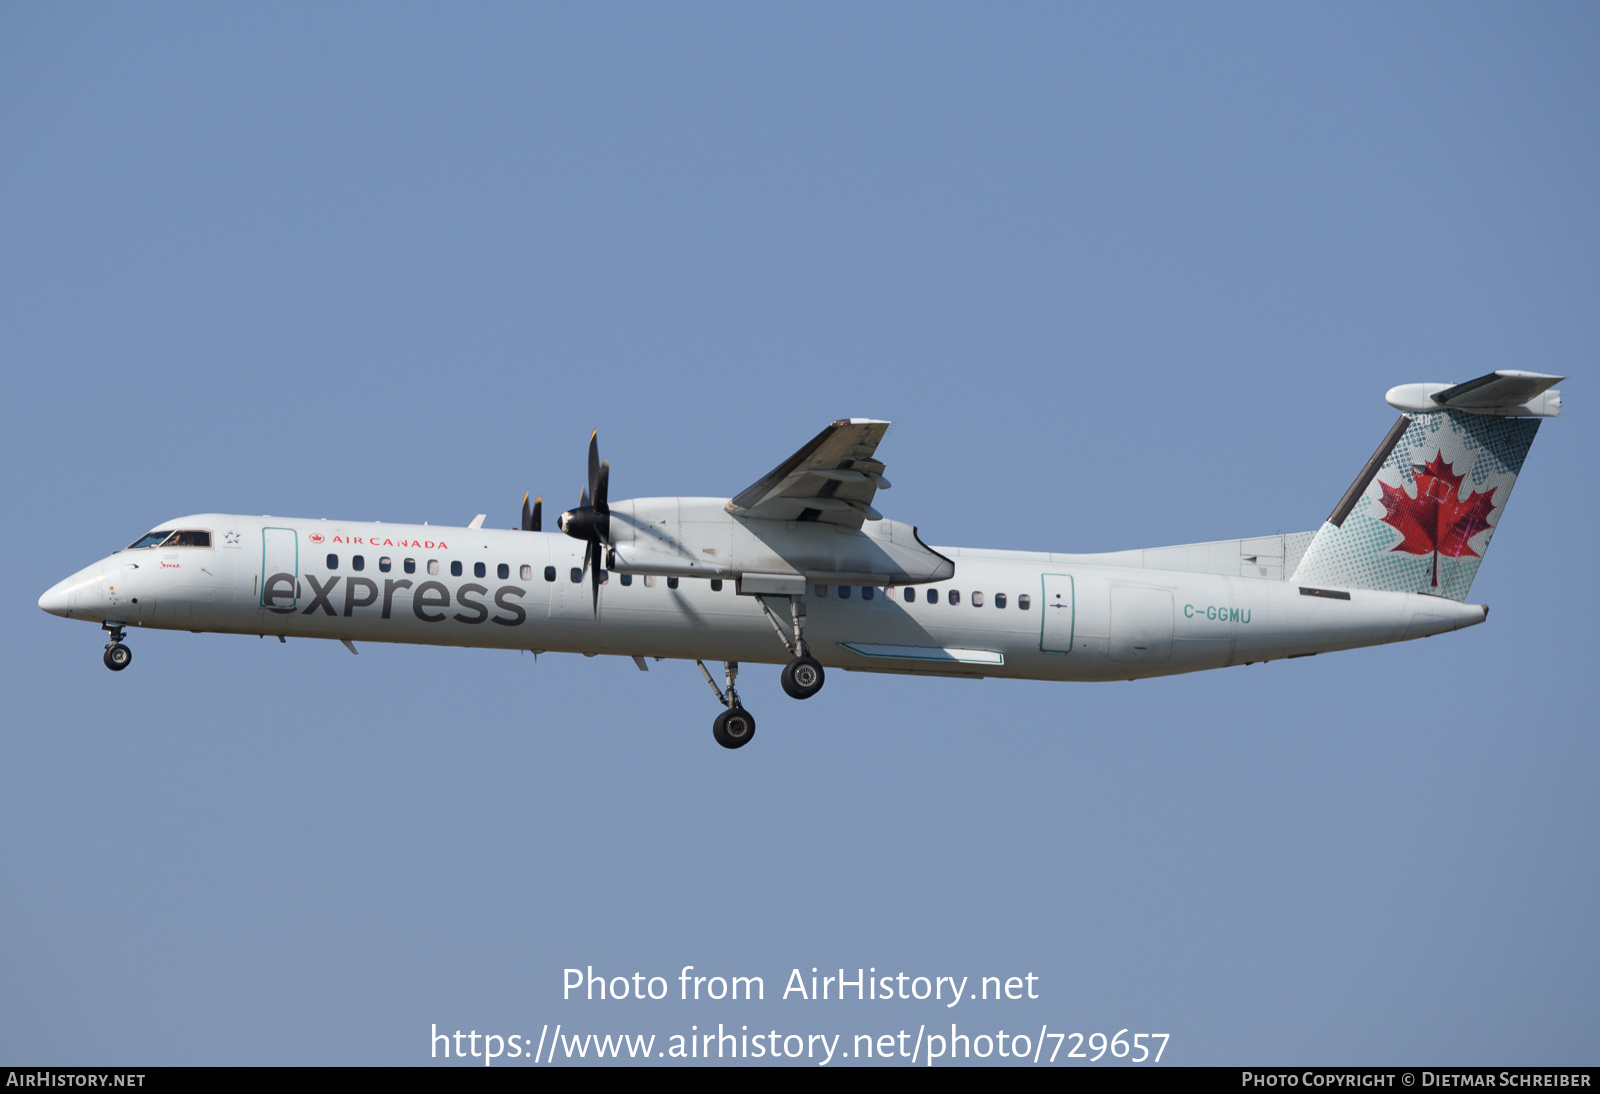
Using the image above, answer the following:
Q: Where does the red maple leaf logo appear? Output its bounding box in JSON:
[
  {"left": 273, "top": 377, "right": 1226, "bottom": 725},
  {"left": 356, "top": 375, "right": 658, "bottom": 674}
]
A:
[
  {"left": 1377, "top": 452, "right": 1496, "bottom": 587},
  {"left": 309, "top": 533, "right": 324, "bottom": 543}
]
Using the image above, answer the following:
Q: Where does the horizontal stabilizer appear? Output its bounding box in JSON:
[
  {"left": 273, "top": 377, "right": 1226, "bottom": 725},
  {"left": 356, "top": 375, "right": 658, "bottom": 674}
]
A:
[{"left": 1386, "top": 371, "right": 1563, "bottom": 418}]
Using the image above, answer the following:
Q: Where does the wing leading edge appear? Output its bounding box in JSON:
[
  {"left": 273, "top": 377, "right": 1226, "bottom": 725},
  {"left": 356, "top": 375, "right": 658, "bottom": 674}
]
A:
[{"left": 726, "top": 418, "right": 892, "bottom": 527}]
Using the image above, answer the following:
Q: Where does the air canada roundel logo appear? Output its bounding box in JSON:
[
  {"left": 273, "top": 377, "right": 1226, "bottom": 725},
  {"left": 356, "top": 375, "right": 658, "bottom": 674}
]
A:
[
  {"left": 1377, "top": 450, "right": 1496, "bottom": 588},
  {"left": 309, "top": 533, "right": 325, "bottom": 543}
]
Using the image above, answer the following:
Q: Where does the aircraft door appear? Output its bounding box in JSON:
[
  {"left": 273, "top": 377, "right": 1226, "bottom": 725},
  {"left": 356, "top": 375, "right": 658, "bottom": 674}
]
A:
[
  {"left": 1109, "top": 586, "right": 1174, "bottom": 663},
  {"left": 260, "top": 527, "right": 299, "bottom": 613},
  {"left": 1039, "top": 573, "right": 1075, "bottom": 653}
]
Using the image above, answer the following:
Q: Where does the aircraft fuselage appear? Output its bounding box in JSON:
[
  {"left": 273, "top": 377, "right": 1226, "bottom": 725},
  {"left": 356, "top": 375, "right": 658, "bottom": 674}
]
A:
[{"left": 39, "top": 512, "right": 1486, "bottom": 683}]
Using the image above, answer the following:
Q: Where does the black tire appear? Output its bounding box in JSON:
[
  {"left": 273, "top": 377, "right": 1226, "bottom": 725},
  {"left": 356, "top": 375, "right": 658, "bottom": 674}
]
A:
[
  {"left": 712, "top": 706, "right": 756, "bottom": 749},
  {"left": 780, "top": 655, "right": 825, "bottom": 700},
  {"left": 103, "top": 644, "right": 132, "bottom": 671}
]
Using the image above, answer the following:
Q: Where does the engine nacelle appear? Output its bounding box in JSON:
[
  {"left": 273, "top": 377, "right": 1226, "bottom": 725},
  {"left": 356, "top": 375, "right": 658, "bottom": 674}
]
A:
[{"left": 605, "top": 498, "right": 953, "bottom": 586}]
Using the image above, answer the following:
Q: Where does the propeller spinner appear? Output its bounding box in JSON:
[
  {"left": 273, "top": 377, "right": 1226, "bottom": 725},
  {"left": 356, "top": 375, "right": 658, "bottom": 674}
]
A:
[{"left": 558, "top": 431, "right": 610, "bottom": 614}]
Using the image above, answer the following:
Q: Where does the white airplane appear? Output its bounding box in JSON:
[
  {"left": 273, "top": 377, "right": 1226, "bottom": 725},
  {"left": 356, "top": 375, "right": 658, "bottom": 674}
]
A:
[{"left": 40, "top": 372, "right": 1562, "bottom": 749}]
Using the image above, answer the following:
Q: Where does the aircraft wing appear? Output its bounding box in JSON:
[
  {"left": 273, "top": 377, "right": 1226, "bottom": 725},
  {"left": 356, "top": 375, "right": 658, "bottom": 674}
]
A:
[{"left": 726, "top": 418, "right": 892, "bottom": 527}]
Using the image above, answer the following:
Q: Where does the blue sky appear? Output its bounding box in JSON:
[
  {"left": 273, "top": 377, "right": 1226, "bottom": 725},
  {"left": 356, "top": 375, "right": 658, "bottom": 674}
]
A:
[{"left": 2, "top": 3, "right": 1595, "bottom": 1065}]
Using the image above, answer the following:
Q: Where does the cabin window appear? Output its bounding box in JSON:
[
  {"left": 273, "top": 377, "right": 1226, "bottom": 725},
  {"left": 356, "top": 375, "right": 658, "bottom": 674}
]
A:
[
  {"left": 379, "top": 557, "right": 392, "bottom": 573},
  {"left": 599, "top": 570, "right": 609, "bottom": 584},
  {"left": 450, "top": 560, "right": 463, "bottom": 577},
  {"left": 498, "top": 563, "right": 510, "bottom": 580},
  {"left": 815, "top": 585, "right": 828, "bottom": 597},
  {"left": 904, "top": 587, "right": 916, "bottom": 603},
  {"left": 543, "top": 566, "right": 556, "bottom": 582},
  {"left": 326, "top": 554, "right": 339, "bottom": 570},
  {"left": 473, "top": 561, "right": 486, "bottom": 579},
  {"left": 352, "top": 555, "right": 365, "bottom": 571},
  {"left": 127, "top": 531, "right": 173, "bottom": 550},
  {"left": 644, "top": 575, "right": 658, "bottom": 588},
  {"left": 862, "top": 586, "right": 875, "bottom": 601},
  {"left": 995, "top": 592, "right": 1006, "bottom": 609},
  {"left": 404, "top": 558, "right": 416, "bottom": 574},
  {"left": 667, "top": 577, "right": 679, "bottom": 589},
  {"left": 927, "top": 588, "right": 939, "bottom": 604},
  {"left": 620, "top": 573, "right": 633, "bottom": 586},
  {"left": 949, "top": 589, "right": 961, "bottom": 605},
  {"left": 427, "top": 560, "right": 440, "bottom": 576},
  {"left": 520, "top": 564, "right": 532, "bottom": 580},
  {"left": 971, "top": 591, "right": 984, "bottom": 607},
  {"left": 710, "top": 579, "right": 723, "bottom": 592},
  {"left": 570, "top": 568, "right": 582, "bottom": 584},
  {"left": 838, "top": 585, "right": 851, "bottom": 599},
  {"left": 1018, "top": 594, "right": 1031, "bottom": 610}
]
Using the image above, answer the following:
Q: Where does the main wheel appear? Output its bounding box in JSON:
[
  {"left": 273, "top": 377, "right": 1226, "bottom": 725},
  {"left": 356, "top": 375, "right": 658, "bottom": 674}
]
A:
[
  {"left": 103, "top": 643, "right": 132, "bottom": 671},
  {"left": 712, "top": 706, "right": 756, "bottom": 749},
  {"left": 780, "top": 655, "right": 825, "bottom": 700}
]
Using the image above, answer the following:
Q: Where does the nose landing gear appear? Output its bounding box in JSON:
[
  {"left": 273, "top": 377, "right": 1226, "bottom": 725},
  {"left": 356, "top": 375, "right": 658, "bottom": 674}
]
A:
[
  {"left": 697, "top": 660, "right": 756, "bottom": 749},
  {"left": 102, "top": 623, "right": 132, "bottom": 671}
]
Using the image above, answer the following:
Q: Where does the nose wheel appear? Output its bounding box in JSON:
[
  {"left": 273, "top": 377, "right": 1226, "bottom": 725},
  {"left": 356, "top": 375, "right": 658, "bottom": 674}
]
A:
[
  {"left": 102, "top": 623, "right": 132, "bottom": 671},
  {"left": 697, "top": 660, "right": 756, "bottom": 749}
]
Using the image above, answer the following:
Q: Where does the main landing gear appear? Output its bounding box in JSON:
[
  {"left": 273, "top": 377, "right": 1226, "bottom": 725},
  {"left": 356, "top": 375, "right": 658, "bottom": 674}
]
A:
[
  {"left": 754, "top": 594, "right": 826, "bottom": 701},
  {"left": 102, "top": 623, "right": 132, "bottom": 671},
  {"left": 696, "top": 594, "right": 827, "bottom": 750},
  {"left": 698, "top": 660, "right": 756, "bottom": 749},
  {"left": 781, "top": 655, "right": 825, "bottom": 700}
]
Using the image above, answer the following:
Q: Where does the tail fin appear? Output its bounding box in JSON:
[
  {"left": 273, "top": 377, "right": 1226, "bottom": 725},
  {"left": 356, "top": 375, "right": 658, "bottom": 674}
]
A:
[{"left": 1291, "top": 371, "right": 1562, "bottom": 601}]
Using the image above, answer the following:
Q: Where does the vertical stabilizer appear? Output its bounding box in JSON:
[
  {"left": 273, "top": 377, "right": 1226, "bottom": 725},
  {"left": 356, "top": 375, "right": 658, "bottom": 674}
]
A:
[{"left": 1291, "top": 372, "right": 1560, "bottom": 601}]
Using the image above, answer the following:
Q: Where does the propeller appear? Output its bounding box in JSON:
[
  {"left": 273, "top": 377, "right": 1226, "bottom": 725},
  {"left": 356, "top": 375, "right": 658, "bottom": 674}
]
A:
[
  {"left": 557, "top": 431, "right": 611, "bottom": 614},
  {"left": 520, "top": 493, "right": 542, "bottom": 532}
]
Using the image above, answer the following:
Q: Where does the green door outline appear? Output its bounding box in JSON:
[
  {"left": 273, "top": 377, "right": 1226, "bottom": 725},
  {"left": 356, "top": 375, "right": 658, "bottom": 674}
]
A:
[
  {"left": 260, "top": 527, "right": 299, "bottom": 609},
  {"left": 1039, "top": 573, "right": 1075, "bottom": 653}
]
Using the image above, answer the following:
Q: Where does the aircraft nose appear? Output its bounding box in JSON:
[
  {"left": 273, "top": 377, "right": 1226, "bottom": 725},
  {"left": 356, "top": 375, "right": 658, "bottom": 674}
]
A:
[
  {"left": 38, "top": 577, "right": 73, "bottom": 617},
  {"left": 39, "top": 561, "right": 106, "bottom": 618}
]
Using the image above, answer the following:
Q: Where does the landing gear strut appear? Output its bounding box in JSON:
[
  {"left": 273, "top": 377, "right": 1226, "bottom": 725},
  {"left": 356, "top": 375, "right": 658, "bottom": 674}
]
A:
[
  {"left": 102, "top": 623, "right": 132, "bottom": 672},
  {"left": 755, "top": 594, "right": 826, "bottom": 701},
  {"left": 698, "top": 660, "right": 756, "bottom": 749}
]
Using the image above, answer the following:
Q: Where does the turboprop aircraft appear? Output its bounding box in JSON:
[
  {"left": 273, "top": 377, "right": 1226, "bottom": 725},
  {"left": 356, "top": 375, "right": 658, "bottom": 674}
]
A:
[{"left": 40, "top": 371, "right": 1563, "bottom": 749}]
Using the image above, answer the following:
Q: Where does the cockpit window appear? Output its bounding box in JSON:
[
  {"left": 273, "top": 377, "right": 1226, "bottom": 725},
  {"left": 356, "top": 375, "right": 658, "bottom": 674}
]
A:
[{"left": 127, "top": 529, "right": 211, "bottom": 549}]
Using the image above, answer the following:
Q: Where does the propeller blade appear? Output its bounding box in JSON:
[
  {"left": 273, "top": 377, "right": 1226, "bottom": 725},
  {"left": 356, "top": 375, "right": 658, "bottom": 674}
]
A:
[
  {"left": 531, "top": 497, "right": 541, "bottom": 533},
  {"left": 590, "top": 551, "right": 602, "bottom": 615},
  {"left": 594, "top": 460, "right": 610, "bottom": 513},
  {"left": 587, "top": 431, "right": 601, "bottom": 503},
  {"left": 521, "top": 493, "right": 531, "bottom": 532}
]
